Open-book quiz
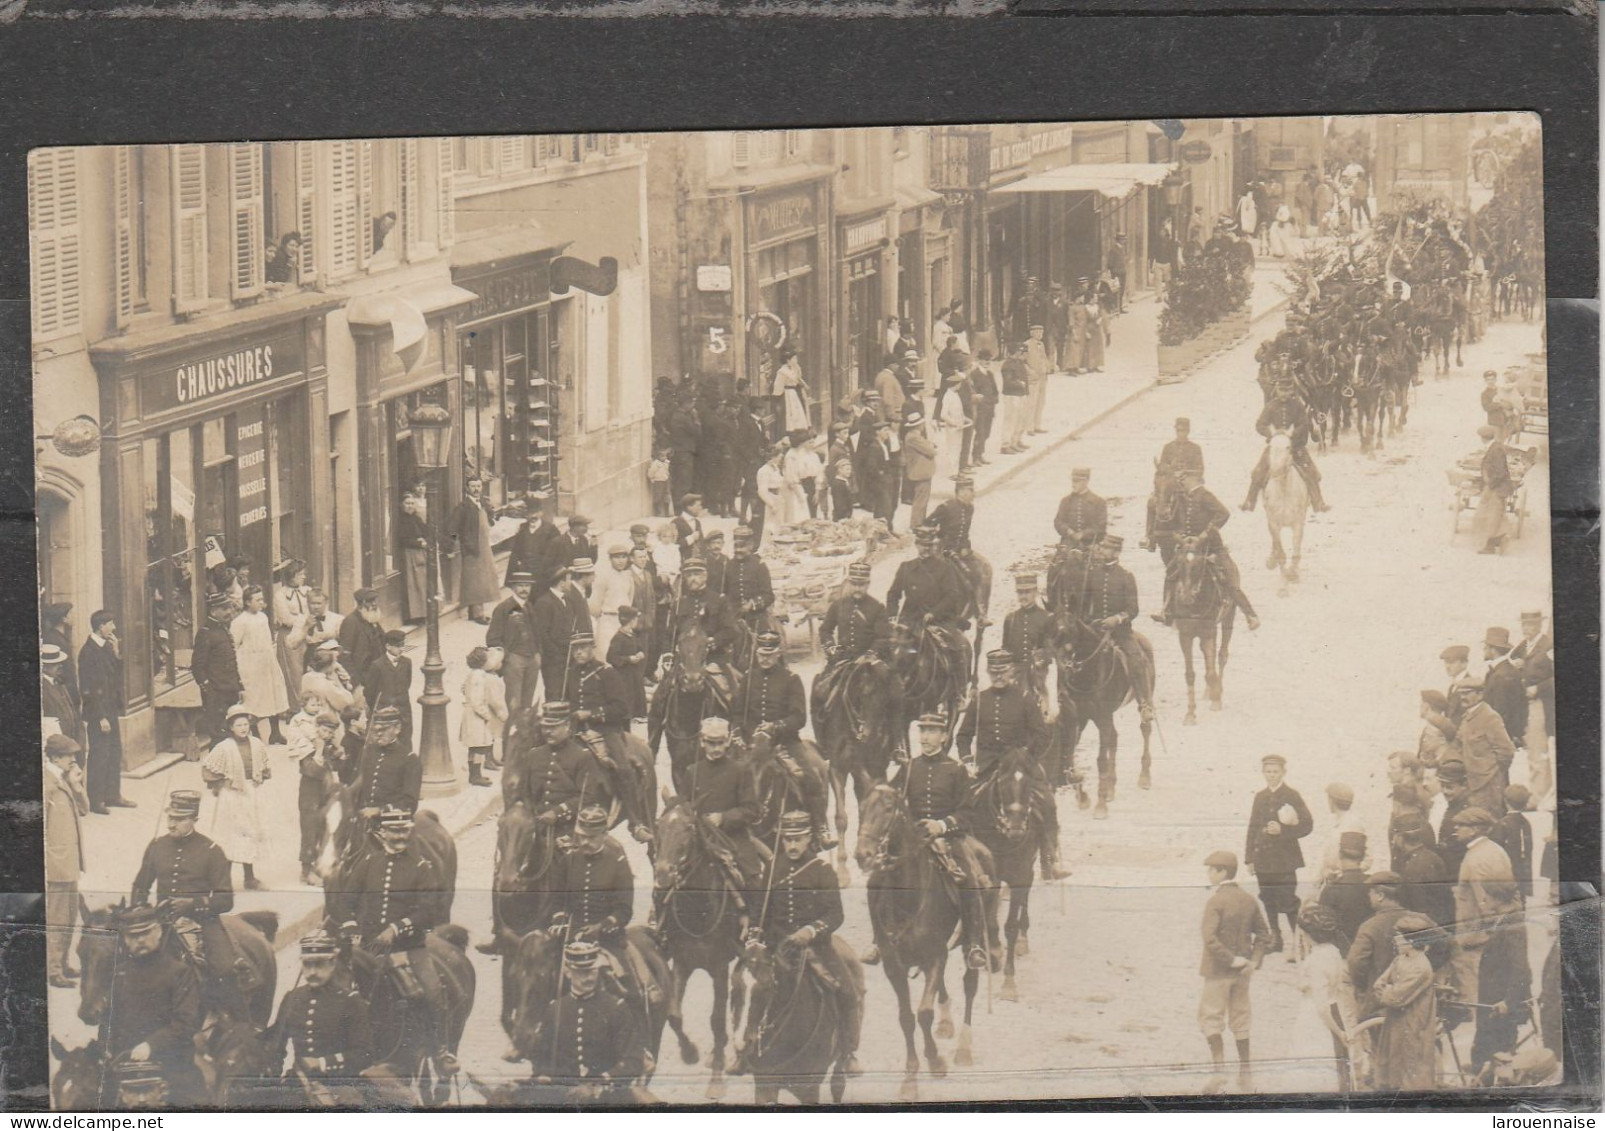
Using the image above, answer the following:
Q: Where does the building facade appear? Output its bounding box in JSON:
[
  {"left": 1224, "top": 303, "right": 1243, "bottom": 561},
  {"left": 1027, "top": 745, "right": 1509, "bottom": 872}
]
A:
[{"left": 31, "top": 136, "right": 652, "bottom": 759}]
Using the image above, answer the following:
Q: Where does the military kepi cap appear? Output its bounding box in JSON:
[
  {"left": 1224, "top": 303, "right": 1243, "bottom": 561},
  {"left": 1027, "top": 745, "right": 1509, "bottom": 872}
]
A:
[
  {"left": 167, "top": 789, "right": 202, "bottom": 817},
  {"left": 563, "top": 939, "right": 603, "bottom": 969},
  {"left": 917, "top": 710, "right": 950, "bottom": 729},
  {"left": 576, "top": 804, "right": 610, "bottom": 835},
  {"left": 779, "top": 810, "right": 813, "bottom": 836},
  {"left": 756, "top": 630, "right": 784, "bottom": 654},
  {"left": 541, "top": 701, "right": 572, "bottom": 724},
  {"left": 848, "top": 561, "right": 872, "bottom": 583},
  {"left": 379, "top": 805, "right": 415, "bottom": 830},
  {"left": 986, "top": 649, "right": 1016, "bottom": 668},
  {"left": 300, "top": 930, "right": 340, "bottom": 957},
  {"left": 700, "top": 716, "right": 731, "bottom": 740},
  {"left": 118, "top": 904, "right": 162, "bottom": 932}
]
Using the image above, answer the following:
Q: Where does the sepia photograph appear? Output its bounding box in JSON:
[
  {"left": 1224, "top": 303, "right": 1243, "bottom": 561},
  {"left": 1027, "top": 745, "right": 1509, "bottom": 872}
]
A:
[{"left": 31, "top": 114, "right": 1561, "bottom": 1109}]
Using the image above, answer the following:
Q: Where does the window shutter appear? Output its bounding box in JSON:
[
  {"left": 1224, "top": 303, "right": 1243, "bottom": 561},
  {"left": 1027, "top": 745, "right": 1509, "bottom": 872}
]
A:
[
  {"left": 757, "top": 132, "right": 779, "bottom": 161},
  {"left": 435, "top": 137, "right": 455, "bottom": 248},
  {"left": 113, "top": 146, "right": 134, "bottom": 327},
  {"left": 476, "top": 137, "right": 497, "bottom": 176},
  {"left": 498, "top": 136, "right": 526, "bottom": 174},
  {"left": 534, "top": 136, "right": 550, "bottom": 166},
  {"left": 328, "top": 142, "right": 357, "bottom": 277},
  {"left": 295, "top": 141, "right": 318, "bottom": 281},
  {"left": 229, "top": 143, "right": 264, "bottom": 300},
  {"left": 29, "top": 148, "right": 82, "bottom": 339},
  {"left": 170, "top": 143, "right": 209, "bottom": 314},
  {"left": 357, "top": 140, "right": 374, "bottom": 266},
  {"left": 399, "top": 138, "right": 423, "bottom": 257},
  {"left": 732, "top": 132, "right": 751, "bottom": 169},
  {"left": 603, "top": 133, "right": 621, "bottom": 157}
]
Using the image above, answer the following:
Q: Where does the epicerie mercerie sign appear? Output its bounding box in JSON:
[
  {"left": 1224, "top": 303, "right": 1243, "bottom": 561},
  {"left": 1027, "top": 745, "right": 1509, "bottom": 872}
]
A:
[{"left": 145, "top": 331, "right": 305, "bottom": 416}]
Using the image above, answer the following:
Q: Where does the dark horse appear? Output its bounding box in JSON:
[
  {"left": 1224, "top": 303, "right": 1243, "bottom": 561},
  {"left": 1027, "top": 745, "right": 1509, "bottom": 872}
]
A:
[
  {"left": 1349, "top": 343, "right": 1387, "bottom": 455},
  {"left": 649, "top": 618, "right": 738, "bottom": 797},
  {"left": 1056, "top": 613, "right": 1155, "bottom": 820},
  {"left": 967, "top": 749, "right": 1042, "bottom": 1001},
  {"left": 890, "top": 619, "right": 975, "bottom": 744},
  {"left": 745, "top": 730, "right": 835, "bottom": 852},
  {"left": 651, "top": 797, "right": 752, "bottom": 1100},
  {"left": 855, "top": 784, "right": 1000, "bottom": 1101},
  {"left": 500, "top": 925, "right": 672, "bottom": 1102},
  {"left": 812, "top": 652, "right": 905, "bottom": 885},
  {"left": 1169, "top": 536, "right": 1236, "bottom": 725},
  {"left": 72, "top": 899, "right": 280, "bottom": 1107},
  {"left": 739, "top": 934, "right": 863, "bottom": 1104}
]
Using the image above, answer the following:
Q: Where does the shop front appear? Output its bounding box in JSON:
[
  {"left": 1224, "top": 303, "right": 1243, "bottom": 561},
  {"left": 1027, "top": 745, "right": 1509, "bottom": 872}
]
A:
[
  {"left": 347, "top": 284, "right": 476, "bottom": 626},
  {"left": 839, "top": 210, "right": 892, "bottom": 394},
  {"left": 89, "top": 292, "right": 342, "bottom": 758},
  {"left": 743, "top": 180, "right": 828, "bottom": 432}
]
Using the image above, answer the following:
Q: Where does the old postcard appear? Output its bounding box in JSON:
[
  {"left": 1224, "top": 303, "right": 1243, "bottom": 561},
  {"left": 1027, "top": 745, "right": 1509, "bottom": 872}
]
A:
[{"left": 33, "top": 115, "right": 1561, "bottom": 1108}]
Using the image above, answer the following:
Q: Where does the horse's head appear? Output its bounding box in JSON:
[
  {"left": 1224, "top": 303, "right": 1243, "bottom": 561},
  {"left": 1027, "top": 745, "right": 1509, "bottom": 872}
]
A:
[
  {"left": 201, "top": 1016, "right": 270, "bottom": 1102},
  {"left": 674, "top": 622, "right": 711, "bottom": 692},
  {"left": 740, "top": 935, "right": 780, "bottom": 992},
  {"left": 496, "top": 801, "right": 541, "bottom": 886},
  {"left": 50, "top": 1037, "right": 102, "bottom": 1111},
  {"left": 652, "top": 797, "right": 701, "bottom": 891},
  {"left": 853, "top": 783, "right": 908, "bottom": 875},
  {"left": 992, "top": 758, "right": 1035, "bottom": 843},
  {"left": 504, "top": 928, "right": 565, "bottom": 1063},
  {"left": 76, "top": 901, "right": 124, "bottom": 1026}
]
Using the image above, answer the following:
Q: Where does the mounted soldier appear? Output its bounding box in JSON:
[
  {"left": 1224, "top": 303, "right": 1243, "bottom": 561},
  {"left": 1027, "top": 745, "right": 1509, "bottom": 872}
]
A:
[
  {"left": 130, "top": 789, "right": 245, "bottom": 1021},
  {"left": 957, "top": 650, "right": 1070, "bottom": 880},
  {"left": 1158, "top": 417, "right": 1206, "bottom": 480},
  {"left": 671, "top": 557, "right": 742, "bottom": 667},
  {"left": 1053, "top": 467, "right": 1109, "bottom": 550},
  {"left": 354, "top": 704, "right": 422, "bottom": 825},
  {"left": 737, "top": 810, "right": 863, "bottom": 1078},
  {"left": 723, "top": 526, "right": 776, "bottom": 635},
  {"left": 1080, "top": 535, "right": 1155, "bottom": 720},
  {"left": 732, "top": 629, "right": 832, "bottom": 849},
  {"left": 530, "top": 940, "right": 644, "bottom": 1103},
  {"left": 567, "top": 631, "right": 653, "bottom": 843},
  {"left": 1001, "top": 572, "right": 1058, "bottom": 717},
  {"left": 886, "top": 523, "right": 972, "bottom": 630},
  {"left": 1157, "top": 468, "right": 1260, "bottom": 631},
  {"left": 819, "top": 561, "right": 891, "bottom": 667},
  {"left": 1243, "top": 379, "right": 1330, "bottom": 513},
  {"left": 929, "top": 474, "right": 992, "bottom": 623},
  {"left": 260, "top": 930, "right": 373, "bottom": 1103},
  {"left": 519, "top": 700, "right": 616, "bottom": 835},
  {"left": 96, "top": 904, "right": 205, "bottom": 1107}
]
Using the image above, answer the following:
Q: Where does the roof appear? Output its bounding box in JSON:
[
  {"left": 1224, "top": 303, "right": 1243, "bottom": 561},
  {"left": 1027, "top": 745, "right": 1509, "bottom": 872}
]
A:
[{"left": 990, "top": 162, "right": 1179, "bottom": 201}]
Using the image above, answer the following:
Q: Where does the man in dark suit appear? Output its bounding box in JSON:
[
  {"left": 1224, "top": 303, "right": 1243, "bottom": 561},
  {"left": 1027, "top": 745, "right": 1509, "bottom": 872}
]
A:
[
  {"left": 672, "top": 495, "right": 706, "bottom": 557},
  {"left": 42, "top": 602, "right": 80, "bottom": 717},
  {"left": 1481, "top": 626, "right": 1528, "bottom": 750},
  {"left": 1053, "top": 468, "right": 1108, "bottom": 548},
  {"left": 362, "top": 629, "right": 415, "bottom": 750},
  {"left": 487, "top": 572, "right": 539, "bottom": 713},
  {"left": 79, "top": 609, "right": 134, "bottom": 813},
  {"left": 1394, "top": 813, "right": 1453, "bottom": 927},
  {"left": 857, "top": 421, "right": 896, "bottom": 531},
  {"left": 337, "top": 587, "right": 387, "bottom": 690},
  {"left": 190, "top": 592, "right": 244, "bottom": 746},
  {"left": 732, "top": 400, "right": 768, "bottom": 527},
  {"left": 41, "top": 644, "right": 82, "bottom": 751},
  {"left": 532, "top": 564, "right": 594, "bottom": 704},
  {"left": 1198, "top": 849, "right": 1269, "bottom": 1091},
  {"left": 504, "top": 497, "right": 565, "bottom": 589},
  {"left": 1316, "top": 831, "right": 1372, "bottom": 945},
  {"left": 666, "top": 397, "right": 703, "bottom": 508},
  {"left": 1244, "top": 753, "right": 1313, "bottom": 955},
  {"left": 558, "top": 516, "right": 600, "bottom": 577},
  {"left": 967, "top": 352, "right": 1000, "bottom": 466}
]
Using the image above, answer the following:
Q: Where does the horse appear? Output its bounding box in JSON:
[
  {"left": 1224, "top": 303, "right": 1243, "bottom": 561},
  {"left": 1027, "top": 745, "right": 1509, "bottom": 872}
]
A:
[
  {"left": 651, "top": 797, "right": 751, "bottom": 1100},
  {"left": 811, "top": 651, "right": 904, "bottom": 885},
  {"left": 1379, "top": 331, "right": 1414, "bottom": 438},
  {"left": 648, "top": 618, "right": 738, "bottom": 797},
  {"left": 743, "top": 730, "right": 835, "bottom": 857},
  {"left": 501, "top": 924, "right": 673, "bottom": 1099},
  {"left": 739, "top": 935, "right": 862, "bottom": 1105},
  {"left": 324, "top": 794, "right": 458, "bottom": 927},
  {"left": 1143, "top": 467, "right": 1182, "bottom": 568},
  {"left": 1349, "top": 344, "right": 1387, "bottom": 455},
  {"left": 340, "top": 925, "right": 477, "bottom": 1108},
  {"left": 1055, "top": 614, "right": 1154, "bottom": 820},
  {"left": 966, "top": 748, "right": 1040, "bottom": 1001},
  {"left": 1261, "top": 431, "right": 1311, "bottom": 591},
  {"left": 855, "top": 783, "right": 999, "bottom": 1101},
  {"left": 890, "top": 619, "right": 975, "bottom": 743},
  {"left": 1168, "top": 537, "right": 1235, "bottom": 725},
  {"left": 1422, "top": 283, "right": 1464, "bottom": 375}
]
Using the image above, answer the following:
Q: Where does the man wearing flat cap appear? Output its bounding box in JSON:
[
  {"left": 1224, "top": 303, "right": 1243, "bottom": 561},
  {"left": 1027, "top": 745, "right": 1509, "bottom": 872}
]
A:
[
  {"left": 1244, "top": 754, "right": 1314, "bottom": 956},
  {"left": 1393, "top": 814, "right": 1452, "bottom": 928},
  {"left": 1199, "top": 849, "right": 1269, "bottom": 1091},
  {"left": 1481, "top": 626, "right": 1528, "bottom": 751},
  {"left": 1456, "top": 674, "right": 1516, "bottom": 816},
  {"left": 192, "top": 591, "right": 245, "bottom": 747},
  {"left": 98, "top": 904, "right": 205, "bottom": 1106},
  {"left": 532, "top": 560, "right": 595, "bottom": 704},
  {"left": 44, "top": 733, "right": 88, "bottom": 987},
  {"left": 559, "top": 515, "right": 600, "bottom": 579},
  {"left": 1449, "top": 805, "right": 1520, "bottom": 1009},
  {"left": 1434, "top": 758, "right": 1473, "bottom": 878},
  {"left": 1346, "top": 871, "right": 1413, "bottom": 1019}
]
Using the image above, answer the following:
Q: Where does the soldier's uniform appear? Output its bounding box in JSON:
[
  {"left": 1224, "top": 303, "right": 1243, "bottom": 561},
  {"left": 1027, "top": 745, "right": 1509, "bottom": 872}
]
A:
[
  {"left": 646, "top": 679, "right": 728, "bottom": 796},
  {"left": 735, "top": 633, "right": 829, "bottom": 846},
  {"left": 819, "top": 574, "right": 891, "bottom": 663},
  {"left": 1160, "top": 477, "right": 1259, "bottom": 625},
  {"left": 533, "top": 941, "right": 643, "bottom": 1098},
  {"left": 1158, "top": 420, "right": 1206, "bottom": 478},
  {"left": 524, "top": 703, "right": 615, "bottom": 831},
  {"left": 723, "top": 533, "right": 775, "bottom": 632},
  {"left": 1244, "top": 389, "right": 1328, "bottom": 510},
  {"left": 886, "top": 533, "right": 972, "bottom": 628},
  {"left": 355, "top": 706, "right": 422, "bottom": 816},
  {"left": 930, "top": 477, "right": 993, "bottom": 618},
  {"left": 1081, "top": 536, "right": 1153, "bottom": 716},
  {"left": 1001, "top": 573, "right": 1058, "bottom": 711},
  {"left": 99, "top": 905, "right": 204, "bottom": 1107},
  {"left": 262, "top": 933, "right": 373, "bottom": 1083},
  {"left": 549, "top": 806, "right": 659, "bottom": 1010},
  {"left": 671, "top": 566, "right": 741, "bottom": 658},
  {"left": 569, "top": 639, "right": 649, "bottom": 837},
  {"left": 678, "top": 719, "right": 764, "bottom": 902},
  {"left": 130, "top": 790, "right": 241, "bottom": 1012},
  {"left": 958, "top": 652, "right": 1067, "bottom": 879},
  {"left": 1053, "top": 472, "right": 1109, "bottom": 548}
]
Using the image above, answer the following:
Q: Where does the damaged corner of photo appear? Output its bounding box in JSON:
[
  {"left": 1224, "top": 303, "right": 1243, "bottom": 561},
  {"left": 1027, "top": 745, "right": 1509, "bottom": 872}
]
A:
[{"left": 31, "top": 114, "right": 1567, "bottom": 1109}]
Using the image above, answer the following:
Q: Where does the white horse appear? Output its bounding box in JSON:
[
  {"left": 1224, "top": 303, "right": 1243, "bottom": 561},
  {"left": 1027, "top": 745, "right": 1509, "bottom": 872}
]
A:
[{"left": 1263, "top": 431, "right": 1310, "bottom": 592}]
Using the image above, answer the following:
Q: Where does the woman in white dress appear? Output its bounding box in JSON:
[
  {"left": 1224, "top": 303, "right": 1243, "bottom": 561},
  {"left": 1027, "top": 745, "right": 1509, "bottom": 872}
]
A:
[
  {"left": 232, "top": 585, "right": 290, "bottom": 744},
  {"left": 272, "top": 559, "right": 309, "bottom": 705},
  {"left": 781, "top": 433, "right": 818, "bottom": 521},
  {"left": 1269, "top": 203, "right": 1296, "bottom": 258},
  {"left": 771, "top": 349, "right": 811, "bottom": 435},
  {"left": 754, "top": 445, "right": 788, "bottom": 551},
  {"left": 202, "top": 704, "right": 271, "bottom": 890},
  {"left": 934, "top": 375, "right": 972, "bottom": 485},
  {"left": 590, "top": 544, "right": 639, "bottom": 660}
]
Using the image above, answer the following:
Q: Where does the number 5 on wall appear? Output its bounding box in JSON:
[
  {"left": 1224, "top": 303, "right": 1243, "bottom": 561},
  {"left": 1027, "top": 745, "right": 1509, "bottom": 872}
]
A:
[{"left": 707, "top": 326, "right": 729, "bottom": 354}]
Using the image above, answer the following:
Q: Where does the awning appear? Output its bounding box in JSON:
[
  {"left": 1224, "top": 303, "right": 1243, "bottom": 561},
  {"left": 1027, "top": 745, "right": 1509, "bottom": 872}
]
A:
[{"left": 990, "top": 162, "right": 1179, "bottom": 200}]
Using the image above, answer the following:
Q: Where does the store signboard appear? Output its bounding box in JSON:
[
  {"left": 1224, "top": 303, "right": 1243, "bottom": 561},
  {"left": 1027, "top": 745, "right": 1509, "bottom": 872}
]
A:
[{"left": 142, "top": 329, "right": 305, "bottom": 416}]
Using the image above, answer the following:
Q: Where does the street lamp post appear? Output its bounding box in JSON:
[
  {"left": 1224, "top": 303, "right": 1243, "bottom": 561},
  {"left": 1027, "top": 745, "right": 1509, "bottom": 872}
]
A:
[{"left": 408, "top": 402, "right": 458, "bottom": 799}]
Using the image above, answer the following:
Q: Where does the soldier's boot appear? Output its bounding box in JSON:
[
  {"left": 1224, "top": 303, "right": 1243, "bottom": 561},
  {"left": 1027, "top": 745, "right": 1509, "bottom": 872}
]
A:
[
  {"left": 1121, "top": 640, "right": 1156, "bottom": 720},
  {"left": 1241, "top": 457, "right": 1269, "bottom": 511},
  {"left": 811, "top": 949, "right": 864, "bottom": 1077},
  {"left": 1152, "top": 573, "right": 1177, "bottom": 625},
  {"left": 929, "top": 838, "right": 970, "bottom": 886},
  {"left": 1236, "top": 1039, "right": 1253, "bottom": 1091}
]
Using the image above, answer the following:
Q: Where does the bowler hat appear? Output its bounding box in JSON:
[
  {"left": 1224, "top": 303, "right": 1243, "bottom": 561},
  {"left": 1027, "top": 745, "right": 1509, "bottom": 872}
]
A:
[{"left": 1484, "top": 626, "right": 1512, "bottom": 651}]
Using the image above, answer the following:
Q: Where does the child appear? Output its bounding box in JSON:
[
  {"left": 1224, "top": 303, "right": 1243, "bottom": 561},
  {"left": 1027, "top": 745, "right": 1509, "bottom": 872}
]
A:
[
  {"left": 648, "top": 450, "right": 672, "bottom": 517},
  {"left": 459, "top": 645, "right": 508, "bottom": 788},
  {"left": 607, "top": 605, "right": 649, "bottom": 722},
  {"left": 288, "top": 711, "right": 341, "bottom": 886},
  {"left": 286, "top": 690, "right": 340, "bottom": 753},
  {"left": 653, "top": 523, "right": 682, "bottom": 583},
  {"left": 1491, "top": 784, "right": 1535, "bottom": 902}
]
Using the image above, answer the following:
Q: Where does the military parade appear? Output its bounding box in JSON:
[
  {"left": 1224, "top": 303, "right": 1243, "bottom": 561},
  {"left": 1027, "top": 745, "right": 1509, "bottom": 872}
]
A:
[{"left": 36, "top": 116, "right": 1562, "bottom": 1107}]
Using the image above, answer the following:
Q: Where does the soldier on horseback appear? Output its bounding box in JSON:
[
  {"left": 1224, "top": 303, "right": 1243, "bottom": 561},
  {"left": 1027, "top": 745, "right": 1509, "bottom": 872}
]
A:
[
  {"left": 737, "top": 810, "right": 863, "bottom": 1078},
  {"left": 131, "top": 789, "right": 249, "bottom": 1022},
  {"left": 567, "top": 632, "right": 653, "bottom": 844},
  {"left": 1002, "top": 572, "right": 1059, "bottom": 741},
  {"left": 861, "top": 712, "right": 996, "bottom": 972},
  {"left": 354, "top": 704, "right": 423, "bottom": 823},
  {"left": 1243, "top": 380, "right": 1331, "bottom": 513},
  {"left": 887, "top": 523, "right": 972, "bottom": 629},
  {"left": 820, "top": 561, "right": 891, "bottom": 665},
  {"left": 261, "top": 931, "right": 373, "bottom": 1099},
  {"left": 547, "top": 805, "right": 661, "bottom": 1014},
  {"left": 96, "top": 904, "right": 205, "bottom": 1107},
  {"left": 733, "top": 629, "right": 833, "bottom": 850},
  {"left": 1159, "top": 417, "right": 1206, "bottom": 479},
  {"left": 673, "top": 558, "right": 742, "bottom": 660},
  {"left": 723, "top": 526, "right": 775, "bottom": 634},
  {"left": 1081, "top": 535, "right": 1155, "bottom": 720},
  {"left": 521, "top": 701, "right": 614, "bottom": 835},
  {"left": 531, "top": 940, "right": 644, "bottom": 1103},
  {"left": 929, "top": 475, "right": 992, "bottom": 623},
  {"left": 326, "top": 806, "right": 457, "bottom": 1076},
  {"left": 1053, "top": 468, "right": 1109, "bottom": 549},
  {"left": 1156, "top": 468, "right": 1261, "bottom": 630},
  {"left": 958, "top": 650, "right": 1071, "bottom": 881}
]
